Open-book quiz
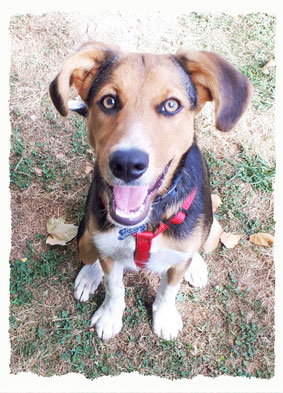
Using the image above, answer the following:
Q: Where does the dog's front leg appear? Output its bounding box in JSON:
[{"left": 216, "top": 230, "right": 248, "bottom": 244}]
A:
[
  {"left": 152, "top": 261, "right": 190, "bottom": 340},
  {"left": 90, "top": 258, "right": 125, "bottom": 340}
]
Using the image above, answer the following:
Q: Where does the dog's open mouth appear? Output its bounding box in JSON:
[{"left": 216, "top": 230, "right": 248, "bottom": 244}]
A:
[{"left": 108, "top": 162, "right": 170, "bottom": 226}]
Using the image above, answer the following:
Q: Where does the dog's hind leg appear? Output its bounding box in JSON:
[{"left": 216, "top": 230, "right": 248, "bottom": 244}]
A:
[{"left": 184, "top": 252, "right": 208, "bottom": 288}]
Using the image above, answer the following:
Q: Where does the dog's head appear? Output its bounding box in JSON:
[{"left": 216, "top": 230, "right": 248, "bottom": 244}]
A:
[{"left": 49, "top": 41, "right": 252, "bottom": 227}]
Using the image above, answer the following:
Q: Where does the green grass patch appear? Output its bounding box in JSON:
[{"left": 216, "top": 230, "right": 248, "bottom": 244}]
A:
[
  {"left": 226, "top": 149, "right": 275, "bottom": 194},
  {"left": 10, "top": 115, "right": 92, "bottom": 192},
  {"left": 204, "top": 147, "right": 275, "bottom": 234},
  {"left": 10, "top": 237, "right": 71, "bottom": 306},
  {"left": 181, "top": 13, "right": 275, "bottom": 112}
]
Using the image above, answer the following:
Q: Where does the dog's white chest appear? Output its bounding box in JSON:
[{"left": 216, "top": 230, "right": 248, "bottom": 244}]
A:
[{"left": 93, "top": 228, "right": 191, "bottom": 274}]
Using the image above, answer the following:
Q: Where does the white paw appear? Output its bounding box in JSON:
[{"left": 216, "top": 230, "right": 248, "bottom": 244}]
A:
[
  {"left": 74, "top": 261, "right": 103, "bottom": 302},
  {"left": 90, "top": 298, "right": 125, "bottom": 340},
  {"left": 152, "top": 304, "right": 183, "bottom": 340},
  {"left": 184, "top": 252, "right": 208, "bottom": 288}
]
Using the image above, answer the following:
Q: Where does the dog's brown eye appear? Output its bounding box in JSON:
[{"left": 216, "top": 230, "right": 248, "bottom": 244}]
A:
[
  {"left": 158, "top": 98, "right": 182, "bottom": 116},
  {"left": 101, "top": 95, "right": 116, "bottom": 109},
  {"left": 164, "top": 99, "right": 179, "bottom": 112}
]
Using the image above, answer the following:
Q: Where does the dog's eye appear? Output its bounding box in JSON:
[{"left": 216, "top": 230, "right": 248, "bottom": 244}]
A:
[
  {"left": 164, "top": 99, "right": 179, "bottom": 112},
  {"left": 101, "top": 95, "right": 117, "bottom": 110},
  {"left": 159, "top": 98, "right": 182, "bottom": 116}
]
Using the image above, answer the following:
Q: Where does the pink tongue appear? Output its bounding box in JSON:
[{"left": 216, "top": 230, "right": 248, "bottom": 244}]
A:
[{"left": 113, "top": 185, "right": 149, "bottom": 212}]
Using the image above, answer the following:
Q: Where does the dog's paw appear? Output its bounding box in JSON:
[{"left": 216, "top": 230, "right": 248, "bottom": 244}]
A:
[
  {"left": 74, "top": 261, "right": 103, "bottom": 302},
  {"left": 90, "top": 298, "right": 125, "bottom": 340},
  {"left": 152, "top": 304, "right": 183, "bottom": 340},
  {"left": 184, "top": 252, "right": 208, "bottom": 288}
]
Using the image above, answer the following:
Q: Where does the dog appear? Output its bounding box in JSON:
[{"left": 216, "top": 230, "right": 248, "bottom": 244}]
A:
[{"left": 49, "top": 41, "right": 252, "bottom": 340}]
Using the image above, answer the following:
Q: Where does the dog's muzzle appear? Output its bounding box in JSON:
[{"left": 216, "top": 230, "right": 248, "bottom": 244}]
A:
[
  {"left": 106, "top": 150, "right": 170, "bottom": 226},
  {"left": 109, "top": 148, "right": 149, "bottom": 183}
]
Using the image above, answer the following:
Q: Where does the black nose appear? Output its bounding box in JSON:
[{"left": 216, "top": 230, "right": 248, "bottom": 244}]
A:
[{"left": 109, "top": 149, "right": 149, "bottom": 183}]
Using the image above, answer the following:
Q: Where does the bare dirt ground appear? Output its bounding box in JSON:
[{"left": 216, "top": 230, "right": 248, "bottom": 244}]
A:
[{"left": 9, "top": 11, "right": 275, "bottom": 380}]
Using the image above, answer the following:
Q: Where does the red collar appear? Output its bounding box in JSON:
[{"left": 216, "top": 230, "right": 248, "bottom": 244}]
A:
[{"left": 133, "top": 186, "right": 197, "bottom": 268}]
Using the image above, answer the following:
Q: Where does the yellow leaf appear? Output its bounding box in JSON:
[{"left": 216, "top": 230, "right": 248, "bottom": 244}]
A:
[
  {"left": 220, "top": 232, "right": 241, "bottom": 249},
  {"left": 46, "top": 215, "right": 78, "bottom": 246},
  {"left": 46, "top": 235, "right": 67, "bottom": 246},
  {"left": 249, "top": 233, "right": 274, "bottom": 247},
  {"left": 46, "top": 214, "right": 66, "bottom": 234},
  {"left": 211, "top": 194, "right": 222, "bottom": 213},
  {"left": 21, "top": 257, "right": 28, "bottom": 262}
]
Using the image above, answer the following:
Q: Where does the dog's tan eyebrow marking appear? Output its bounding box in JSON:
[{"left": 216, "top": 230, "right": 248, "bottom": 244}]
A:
[
  {"left": 170, "top": 56, "right": 198, "bottom": 110},
  {"left": 86, "top": 53, "right": 119, "bottom": 105}
]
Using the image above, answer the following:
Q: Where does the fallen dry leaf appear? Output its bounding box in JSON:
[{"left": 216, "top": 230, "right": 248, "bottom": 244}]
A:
[
  {"left": 46, "top": 235, "right": 66, "bottom": 246},
  {"left": 33, "top": 167, "right": 43, "bottom": 177},
  {"left": 249, "top": 233, "right": 274, "bottom": 247},
  {"left": 261, "top": 59, "right": 276, "bottom": 75},
  {"left": 203, "top": 216, "right": 223, "bottom": 253},
  {"left": 46, "top": 214, "right": 78, "bottom": 246},
  {"left": 220, "top": 232, "right": 241, "bottom": 249},
  {"left": 211, "top": 194, "right": 222, "bottom": 213},
  {"left": 84, "top": 165, "right": 92, "bottom": 174},
  {"left": 20, "top": 257, "right": 28, "bottom": 262}
]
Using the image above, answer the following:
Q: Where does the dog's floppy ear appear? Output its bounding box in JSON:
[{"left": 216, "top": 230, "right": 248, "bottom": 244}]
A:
[
  {"left": 176, "top": 49, "right": 253, "bottom": 131},
  {"left": 49, "top": 41, "right": 121, "bottom": 117}
]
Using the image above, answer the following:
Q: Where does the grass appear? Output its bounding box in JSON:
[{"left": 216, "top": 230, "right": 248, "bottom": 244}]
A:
[
  {"left": 180, "top": 12, "right": 276, "bottom": 113},
  {"left": 227, "top": 149, "right": 275, "bottom": 194},
  {"left": 9, "top": 12, "right": 275, "bottom": 380},
  {"left": 204, "top": 147, "right": 275, "bottom": 235}
]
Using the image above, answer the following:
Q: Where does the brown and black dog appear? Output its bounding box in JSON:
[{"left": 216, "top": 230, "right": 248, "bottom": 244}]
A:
[{"left": 49, "top": 41, "right": 252, "bottom": 340}]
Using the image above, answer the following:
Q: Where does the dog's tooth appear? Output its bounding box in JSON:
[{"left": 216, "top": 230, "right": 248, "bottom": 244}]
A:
[{"left": 115, "top": 202, "right": 146, "bottom": 219}]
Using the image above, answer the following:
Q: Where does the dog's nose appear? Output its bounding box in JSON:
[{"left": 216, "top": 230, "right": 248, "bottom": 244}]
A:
[{"left": 109, "top": 149, "right": 149, "bottom": 183}]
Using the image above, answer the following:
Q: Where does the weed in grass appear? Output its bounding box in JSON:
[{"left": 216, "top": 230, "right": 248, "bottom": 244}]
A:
[
  {"left": 70, "top": 118, "right": 90, "bottom": 156},
  {"left": 66, "top": 196, "right": 87, "bottom": 222},
  {"left": 155, "top": 339, "right": 192, "bottom": 378},
  {"left": 10, "top": 258, "right": 34, "bottom": 305},
  {"left": 182, "top": 13, "right": 276, "bottom": 112},
  {"left": 226, "top": 148, "right": 275, "bottom": 194},
  {"left": 11, "top": 127, "right": 24, "bottom": 156},
  {"left": 124, "top": 289, "right": 150, "bottom": 328},
  {"left": 55, "top": 310, "right": 73, "bottom": 345},
  {"left": 43, "top": 104, "right": 60, "bottom": 128},
  {"left": 203, "top": 151, "right": 226, "bottom": 191},
  {"left": 241, "top": 62, "right": 275, "bottom": 112},
  {"left": 10, "top": 128, "right": 34, "bottom": 189},
  {"left": 207, "top": 272, "right": 274, "bottom": 378},
  {"left": 204, "top": 148, "right": 275, "bottom": 234},
  {"left": 18, "top": 339, "right": 37, "bottom": 358},
  {"left": 10, "top": 144, "right": 81, "bottom": 192},
  {"left": 10, "top": 237, "right": 72, "bottom": 305}
]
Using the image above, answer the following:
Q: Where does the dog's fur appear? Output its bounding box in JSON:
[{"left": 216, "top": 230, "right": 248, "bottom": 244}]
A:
[{"left": 49, "top": 41, "right": 252, "bottom": 340}]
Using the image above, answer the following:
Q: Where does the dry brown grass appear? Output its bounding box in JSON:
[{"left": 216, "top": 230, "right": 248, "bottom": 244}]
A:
[{"left": 9, "top": 11, "right": 275, "bottom": 380}]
